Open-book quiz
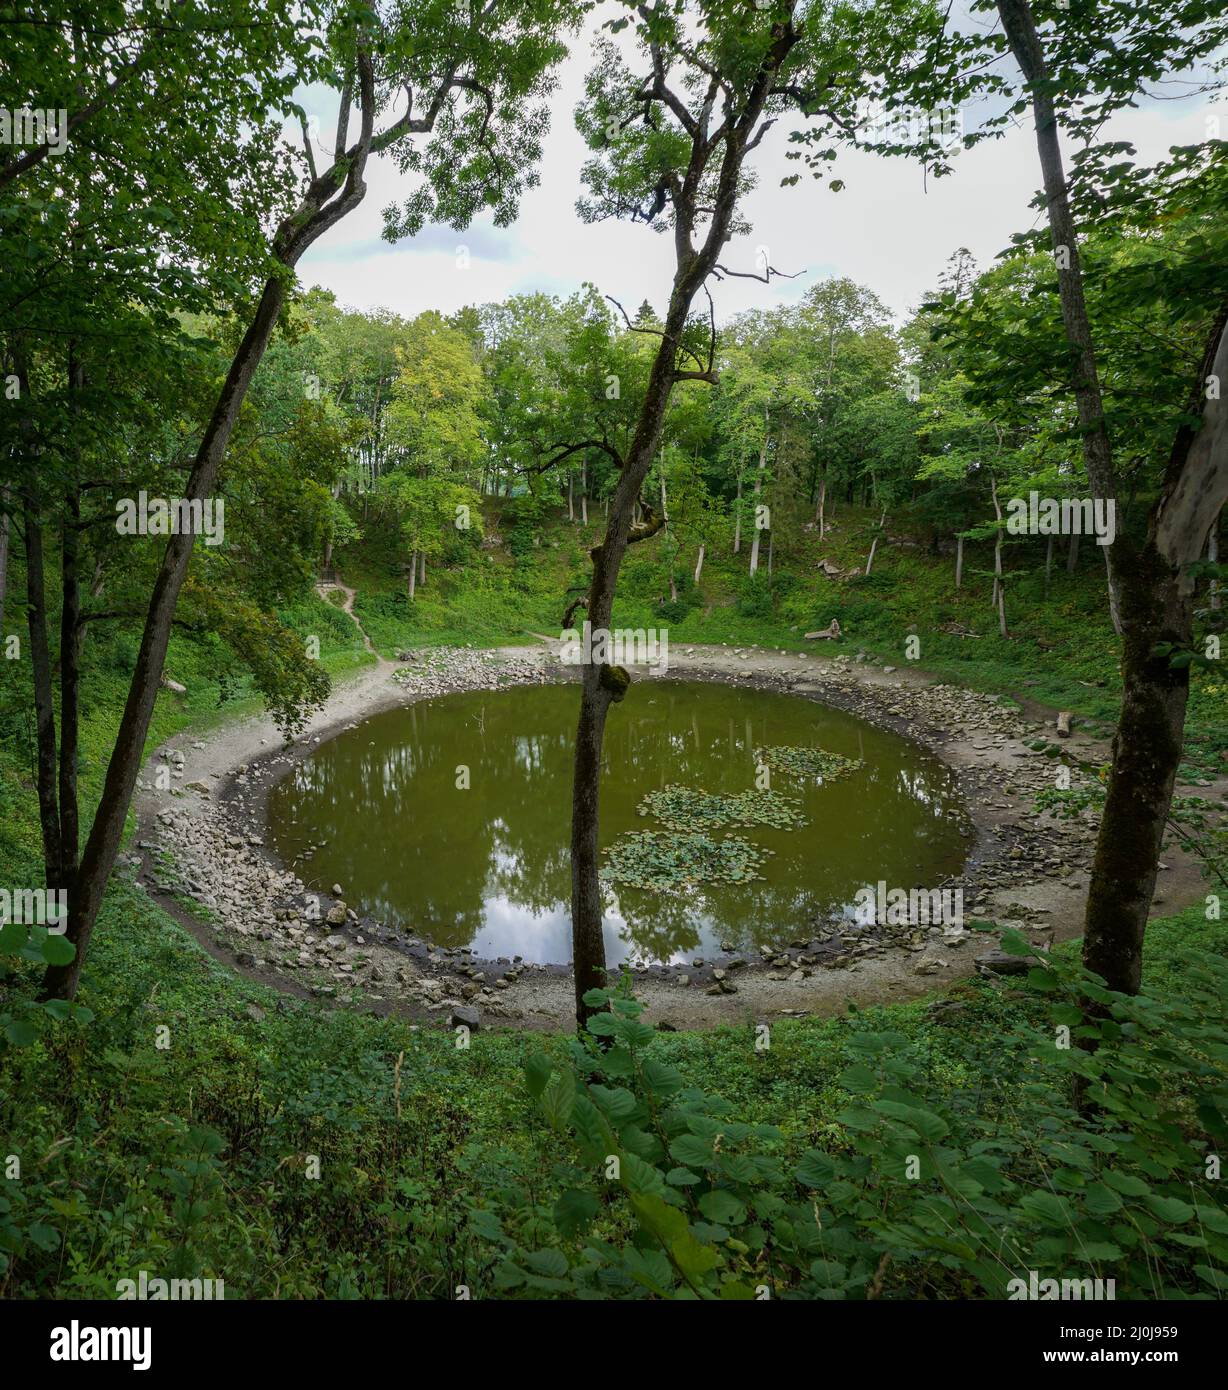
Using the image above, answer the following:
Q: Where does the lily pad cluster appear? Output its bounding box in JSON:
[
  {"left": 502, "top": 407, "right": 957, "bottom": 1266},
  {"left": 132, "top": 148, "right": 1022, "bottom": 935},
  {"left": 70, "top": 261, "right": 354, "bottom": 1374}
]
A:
[
  {"left": 757, "top": 744, "right": 862, "bottom": 781},
  {"left": 602, "top": 830, "right": 769, "bottom": 892},
  {"left": 603, "top": 744, "right": 855, "bottom": 894},
  {"left": 638, "top": 784, "right": 806, "bottom": 832}
]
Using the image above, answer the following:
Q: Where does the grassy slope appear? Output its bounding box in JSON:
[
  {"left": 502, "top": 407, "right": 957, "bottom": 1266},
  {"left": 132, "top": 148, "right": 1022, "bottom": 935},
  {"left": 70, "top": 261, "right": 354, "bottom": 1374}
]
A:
[
  {"left": 1, "top": 502, "right": 1224, "bottom": 1297},
  {"left": 340, "top": 498, "right": 1227, "bottom": 770}
]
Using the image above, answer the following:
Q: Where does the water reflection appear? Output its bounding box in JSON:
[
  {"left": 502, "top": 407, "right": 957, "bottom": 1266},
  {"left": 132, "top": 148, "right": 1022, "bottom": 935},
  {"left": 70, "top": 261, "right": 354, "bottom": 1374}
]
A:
[{"left": 266, "top": 681, "right": 969, "bottom": 964}]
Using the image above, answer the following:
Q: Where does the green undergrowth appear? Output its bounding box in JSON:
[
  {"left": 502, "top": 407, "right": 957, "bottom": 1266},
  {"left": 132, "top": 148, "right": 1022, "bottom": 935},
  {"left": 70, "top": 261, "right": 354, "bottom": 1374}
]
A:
[
  {"left": 1, "top": 499, "right": 1225, "bottom": 1298},
  {"left": 1, "top": 843, "right": 1223, "bottom": 1297}
]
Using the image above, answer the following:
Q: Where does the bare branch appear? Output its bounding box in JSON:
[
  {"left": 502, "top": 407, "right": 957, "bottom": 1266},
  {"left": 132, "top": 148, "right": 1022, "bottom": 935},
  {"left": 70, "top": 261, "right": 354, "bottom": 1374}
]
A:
[
  {"left": 605, "top": 295, "right": 708, "bottom": 372},
  {"left": 712, "top": 261, "right": 804, "bottom": 285}
]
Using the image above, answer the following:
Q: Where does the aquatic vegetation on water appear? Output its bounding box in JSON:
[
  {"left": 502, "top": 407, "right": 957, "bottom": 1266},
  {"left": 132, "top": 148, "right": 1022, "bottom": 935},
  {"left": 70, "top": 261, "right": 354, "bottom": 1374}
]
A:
[
  {"left": 604, "top": 746, "right": 862, "bottom": 890},
  {"left": 601, "top": 830, "right": 769, "bottom": 891},
  {"left": 756, "top": 744, "right": 863, "bottom": 780},
  {"left": 637, "top": 784, "right": 806, "bottom": 832}
]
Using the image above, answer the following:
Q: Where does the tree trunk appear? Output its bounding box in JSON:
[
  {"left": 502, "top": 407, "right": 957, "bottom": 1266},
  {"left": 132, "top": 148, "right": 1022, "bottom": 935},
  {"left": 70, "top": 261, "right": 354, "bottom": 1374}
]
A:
[
  {"left": 567, "top": 27, "right": 795, "bottom": 1030},
  {"left": 999, "top": 0, "right": 1228, "bottom": 996},
  {"left": 24, "top": 497, "right": 62, "bottom": 890},
  {"left": 1082, "top": 315, "right": 1228, "bottom": 992},
  {"left": 1082, "top": 548, "right": 1189, "bottom": 993},
  {"left": 954, "top": 532, "right": 964, "bottom": 590},
  {"left": 748, "top": 423, "right": 768, "bottom": 576},
  {"left": 40, "top": 50, "right": 379, "bottom": 1001},
  {"left": 865, "top": 506, "right": 887, "bottom": 576},
  {"left": 59, "top": 483, "right": 81, "bottom": 883},
  {"left": 1209, "top": 516, "right": 1220, "bottom": 610},
  {"left": 1103, "top": 541, "right": 1123, "bottom": 633},
  {"left": 998, "top": 0, "right": 1119, "bottom": 613},
  {"left": 816, "top": 475, "right": 826, "bottom": 539},
  {"left": 0, "top": 489, "right": 9, "bottom": 632},
  {"left": 41, "top": 273, "right": 291, "bottom": 1000},
  {"left": 419, "top": 549, "right": 426, "bottom": 588},
  {"left": 567, "top": 471, "right": 574, "bottom": 522},
  {"left": 694, "top": 542, "right": 705, "bottom": 584},
  {"left": 733, "top": 473, "right": 743, "bottom": 554},
  {"left": 408, "top": 551, "right": 417, "bottom": 600}
]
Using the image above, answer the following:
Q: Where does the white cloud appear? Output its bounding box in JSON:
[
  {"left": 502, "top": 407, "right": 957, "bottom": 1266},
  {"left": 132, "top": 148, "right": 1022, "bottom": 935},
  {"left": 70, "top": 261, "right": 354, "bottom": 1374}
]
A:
[{"left": 297, "top": 44, "right": 1214, "bottom": 327}]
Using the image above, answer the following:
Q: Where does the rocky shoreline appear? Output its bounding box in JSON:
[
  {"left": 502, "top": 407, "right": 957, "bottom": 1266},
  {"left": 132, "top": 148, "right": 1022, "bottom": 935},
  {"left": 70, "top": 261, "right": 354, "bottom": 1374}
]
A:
[{"left": 130, "top": 640, "right": 1206, "bottom": 1032}]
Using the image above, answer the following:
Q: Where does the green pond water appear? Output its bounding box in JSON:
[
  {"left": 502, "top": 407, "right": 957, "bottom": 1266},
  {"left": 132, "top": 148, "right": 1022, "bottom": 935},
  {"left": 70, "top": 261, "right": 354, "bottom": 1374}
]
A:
[{"left": 266, "top": 680, "right": 970, "bottom": 966}]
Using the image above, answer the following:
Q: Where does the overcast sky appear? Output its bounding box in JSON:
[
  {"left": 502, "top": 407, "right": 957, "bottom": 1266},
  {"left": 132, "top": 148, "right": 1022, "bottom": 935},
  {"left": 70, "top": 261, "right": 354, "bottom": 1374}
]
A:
[{"left": 296, "top": 20, "right": 1217, "bottom": 329}]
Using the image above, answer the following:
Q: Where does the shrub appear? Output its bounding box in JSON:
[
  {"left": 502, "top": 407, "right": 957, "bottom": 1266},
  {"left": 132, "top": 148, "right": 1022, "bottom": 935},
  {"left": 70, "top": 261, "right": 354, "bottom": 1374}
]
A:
[{"left": 476, "top": 938, "right": 1228, "bottom": 1299}]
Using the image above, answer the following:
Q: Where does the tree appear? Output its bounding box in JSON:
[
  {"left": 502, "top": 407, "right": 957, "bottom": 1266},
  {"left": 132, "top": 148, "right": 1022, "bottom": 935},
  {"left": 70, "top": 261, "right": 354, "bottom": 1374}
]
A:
[
  {"left": 17, "top": 0, "right": 578, "bottom": 1001},
  {"left": 991, "top": 0, "right": 1228, "bottom": 993},
  {"left": 900, "top": 0, "right": 1228, "bottom": 992},
  {"left": 561, "top": 0, "right": 941, "bottom": 1027},
  {"left": 380, "top": 311, "right": 487, "bottom": 594}
]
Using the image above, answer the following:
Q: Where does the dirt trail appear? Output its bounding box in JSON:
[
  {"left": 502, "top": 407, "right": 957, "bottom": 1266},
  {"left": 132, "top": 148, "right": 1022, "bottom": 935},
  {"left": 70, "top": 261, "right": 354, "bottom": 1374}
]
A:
[{"left": 316, "top": 578, "right": 384, "bottom": 659}]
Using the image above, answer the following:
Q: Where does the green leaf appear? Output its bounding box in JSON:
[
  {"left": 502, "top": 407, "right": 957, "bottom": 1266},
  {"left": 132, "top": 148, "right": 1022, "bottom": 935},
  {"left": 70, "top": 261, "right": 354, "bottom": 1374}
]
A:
[
  {"left": 523, "top": 1052, "right": 552, "bottom": 1100},
  {"left": 808, "top": 1257, "right": 848, "bottom": 1286},
  {"left": 669, "top": 1134, "right": 714, "bottom": 1168},
  {"left": 522, "top": 1248, "right": 569, "bottom": 1278},
  {"left": 1145, "top": 1194, "right": 1194, "bottom": 1224},
  {"left": 26, "top": 1222, "right": 59, "bottom": 1252},
  {"left": 1083, "top": 1183, "right": 1124, "bottom": 1217},
  {"left": 872, "top": 1099, "right": 949, "bottom": 1141},
  {"left": 1102, "top": 1170, "right": 1150, "bottom": 1197},
  {"left": 1018, "top": 1190, "right": 1073, "bottom": 1224},
  {"left": 39, "top": 934, "right": 75, "bottom": 967},
  {"left": 539, "top": 1069, "right": 576, "bottom": 1131},
  {"left": 698, "top": 1189, "right": 747, "bottom": 1225},
  {"left": 642, "top": 1058, "right": 684, "bottom": 1097},
  {"left": 3, "top": 1020, "right": 36, "bottom": 1048},
  {"left": 796, "top": 1150, "right": 836, "bottom": 1187},
  {"left": 553, "top": 1190, "right": 599, "bottom": 1238},
  {"left": 838, "top": 1063, "right": 878, "bottom": 1094}
]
